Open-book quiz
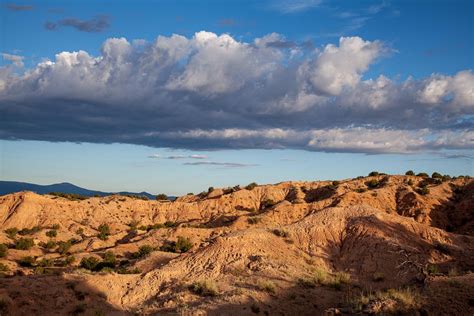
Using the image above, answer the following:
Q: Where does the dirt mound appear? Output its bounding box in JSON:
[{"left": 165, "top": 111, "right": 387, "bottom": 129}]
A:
[{"left": 0, "top": 175, "right": 472, "bottom": 315}]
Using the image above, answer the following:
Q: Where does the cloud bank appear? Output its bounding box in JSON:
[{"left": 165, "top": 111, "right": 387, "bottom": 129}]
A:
[
  {"left": 45, "top": 15, "right": 110, "bottom": 33},
  {"left": 0, "top": 31, "right": 472, "bottom": 154}
]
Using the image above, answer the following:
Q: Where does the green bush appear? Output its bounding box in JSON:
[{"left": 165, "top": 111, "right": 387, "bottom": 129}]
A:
[
  {"left": 405, "top": 170, "right": 415, "bottom": 176},
  {"left": 208, "top": 187, "right": 214, "bottom": 193},
  {"left": 368, "top": 171, "right": 379, "bottom": 176},
  {"left": 416, "top": 186, "right": 430, "bottom": 196},
  {"left": 48, "top": 192, "right": 88, "bottom": 201},
  {"left": 131, "top": 245, "right": 154, "bottom": 259},
  {"left": 245, "top": 182, "right": 258, "bottom": 190},
  {"left": 97, "top": 224, "right": 110, "bottom": 240},
  {"left": 15, "top": 238, "right": 34, "bottom": 250},
  {"left": 416, "top": 172, "right": 429, "bottom": 178},
  {"left": 18, "top": 226, "right": 41, "bottom": 236},
  {"left": 57, "top": 240, "right": 72, "bottom": 255},
  {"left": 80, "top": 256, "right": 100, "bottom": 271},
  {"left": 189, "top": 280, "right": 219, "bottom": 296},
  {"left": 365, "top": 179, "right": 380, "bottom": 189},
  {"left": 431, "top": 172, "right": 442, "bottom": 179},
  {"left": 102, "top": 251, "right": 116, "bottom": 265},
  {"left": 40, "top": 240, "right": 57, "bottom": 249},
  {"left": 46, "top": 230, "right": 57, "bottom": 238},
  {"left": 272, "top": 229, "right": 289, "bottom": 238},
  {"left": 164, "top": 221, "right": 177, "bottom": 228},
  {"left": 4, "top": 227, "right": 18, "bottom": 239},
  {"left": 116, "top": 267, "right": 141, "bottom": 274},
  {"left": 156, "top": 194, "right": 168, "bottom": 201},
  {"left": 0, "top": 244, "right": 8, "bottom": 258},
  {"left": 0, "top": 263, "right": 9, "bottom": 272},
  {"left": 51, "top": 224, "right": 60, "bottom": 230},
  {"left": 160, "top": 236, "right": 193, "bottom": 253},
  {"left": 76, "top": 228, "right": 84, "bottom": 235}
]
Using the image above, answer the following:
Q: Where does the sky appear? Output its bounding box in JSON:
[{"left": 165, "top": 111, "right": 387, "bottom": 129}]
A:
[{"left": 0, "top": 0, "right": 472, "bottom": 195}]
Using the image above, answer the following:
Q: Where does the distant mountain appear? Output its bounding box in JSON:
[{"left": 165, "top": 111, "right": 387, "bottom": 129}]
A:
[{"left": 0, "top": 180, "right": 157, "bottom": 200}]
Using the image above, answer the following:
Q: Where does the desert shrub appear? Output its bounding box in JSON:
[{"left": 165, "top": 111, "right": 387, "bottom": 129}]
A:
[
  {"left": 372, "top": 272, "right": 385, "bottom": 282},
  {"left": 17, "top": 256, "right": 35, "bottom": 267},
  {"left": 57, "top": 240, "right": 72, "bottom": 254},
  {"left": 427, "top": 264, "right": 439, "bottom": 275},
  {"left": 416, "top": 172, "right": 429, "bottom": 178},
  {"left": 131, "top": 245, "right": 154, "bottom": 259},
  {"left": 156, "top": 194, "right": 168, "bottom": 201},
  {"left": 405, "top": 170, "right": 415, "bottom": 176},
  {"left": 222, "top": 187, "right": 234, "bottom": 195},
  {"left": 407, "top": 179, "right": 414, "bottom": 186},
  {"left": 48, "top": 192, "right": 88, "bottom": 201},
  {"left": 416, "top": 186, "right": 430, "bottom": 196},
  {"left": 314, "top": 267, "right": 329, "bottom": 284},
  {"left": 330, "top": 272, "right": 351, "bottom": 290},
  {"left": 18, "top": 226, "right": 42, "bottom": 236},
  {"left": 355, "top": 188, "right": 367, "bottom": 193},
  {"left": 332, "top": 180, "right": 340, "bottom": 186},
  {"left": 365, "top": 179, "right": 380, "bottom": 189},
  {"left": 272, "top": 229, "right": 289, "bottom": 238},
  {"left": 0, "top": 244, "right": 7, "bottom": 258},
  {"left": 0, "top": 263, "right": 9, "bottom": 272},
  {"left": 297, "top": 277, "right": 317, "bottom": 288},
  {"left": 46, "top": 230, "right": 57, "bottom": 238},
  {"left": 248, "top": 217, "right": 262, "bottom": 225},
  {"left": 102, "top": 251, "right": 116, "bottom": 265},
  {"left": 163, "top": 221, "right": 177, "bottom": 228},
  {"left": 189, "top": 280, "right": 219, "bottom": 296},
  {"left": 245, "top": 182, "right": 258, "bottom": 190},
  {"left": 368, "top": 171, "right": 379, "bottom": 176},
  {"left": 51, "top": 224, "right": 60, "bottom": 230},
  {"left": 208, "top": 187, "right": 214, "bottom": 193},
  {"left": 15, "top": 238, "right": 34, "bottom": 250},
  {"left": 352, "top": 288, "right": 422, "bottom": 313},
  {"left": 258, "top": 280, "right": 276, "bottom": 294},
  {"left": 40, "top": 240, "right": 57, "bottom": 249},
  {"left": 116, "top": 267, "right": 141, "bottom": 274},
  {"left": 37, "top": 258, "right": 53, "bottom": 267},
  {"left": 160, "top": 236, "right": 193, "bottom": 253},
  {"left": 431, "top": 172, "right": 442, "bottom": 179},
  {"left": 76, "top": 228, "right": 84, "bottom": 235},
  {"left": 4, "top": 227, "right": 18, "bottom": 239},
  {"left": 97, "top": 224, "right": 110, "bottom": 240},
  {"left": 80, "top": 256, "right": 100, "bottom": 271},
  {"left": 261, "top": 199, "right": 277, "bottom": 209},
  {"left": 175, "top": 236, "right": 193, "bottom": 252}
]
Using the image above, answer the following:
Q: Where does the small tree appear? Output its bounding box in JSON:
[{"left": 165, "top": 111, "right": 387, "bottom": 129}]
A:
[
  {"left": 417, "top": 172, "right": 429, "bottom": 178},
  {"left": 368, "top": 171, "right": 379, "bottom": 177},
  {"left": 431, "top": 172, "right": 442, "bottom": 179},
  {"left": 405, "top": 170, "right": 415, "bottom": 176},
  {"left": 97, "top": 224, "right": 110, "bottom": 240},
  {"left": 156, "top": 194, "right": 168, "bottom": 201},
  {"left": 5, "top": 228, "right": 18, "bottom": 239},
  {"left": 80, "top": 256, "right": 100, "bottom": 271},
  {"left": 245, "top": 182, "right": 258, "bottom": 190},
  {"left": 15, "top": 238, "right": 34, "bottom": 250}
]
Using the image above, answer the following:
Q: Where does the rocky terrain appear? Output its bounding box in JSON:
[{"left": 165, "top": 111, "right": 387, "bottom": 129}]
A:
[{"left": 0, "top": 174, "right": 473, "bottom": 315}]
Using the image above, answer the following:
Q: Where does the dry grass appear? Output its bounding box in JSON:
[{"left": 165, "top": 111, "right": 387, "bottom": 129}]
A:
[
  {"left": 189, "top": 280, "right": 219, "bottom": 296},
  {"left": 352, "top": 287, "right": 423, "bottom": 313},
  {"left": 258, "top": 280, "right": 276, "bottom": 294}
]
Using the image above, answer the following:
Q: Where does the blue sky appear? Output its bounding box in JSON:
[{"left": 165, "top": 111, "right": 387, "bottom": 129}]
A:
[{"left": 0, "top": 0, "right": 472, "bottom": 195}]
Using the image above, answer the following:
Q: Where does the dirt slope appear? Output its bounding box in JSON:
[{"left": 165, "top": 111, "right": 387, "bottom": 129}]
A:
[{"left": 0, "top": 175, "right": 472, "bottom": 315}]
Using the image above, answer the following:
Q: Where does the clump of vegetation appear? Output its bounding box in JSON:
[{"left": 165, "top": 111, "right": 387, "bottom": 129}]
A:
[
  {"left": 15, "top": 238, "right": 34, "bottom": 250},
  {"left": 245, "top": 182, "right": 258, "bottom": 190},
  {"left": 365, "top": 179, "right": 380, "bottom": 189},
  {"left": 131, "top": 245, "right": 154, "bottom": 259},
  {"left": 261, "top": 199, "right": 277, "bottom": 209},
  {"left": 352, "top": 288, "right": 423, "bottom": 313},
  {"left": 48, "top": 192, "right": 88, "bottom": 201},
  {"left": 297, "top": 268, "right": 350, "bottom": 290},
  {"left": 0, "top": 244, "right": 8, "bottom": 258},
  {"left": 138, "top": 223, "right": 165, "bottom": 231},
  {"left": 18, "top": 226, "right": 42, "bottom": 236},
  {"left": 189, "top": 280, "right": 219, "bottom": 296},
  {"left": 272, "top": 229, "right": 289, "bottom": 238},
  {"left": 164, "top": 221, "right": 178, "bottom": 228},
  {"left": 51, "top": 224, "right": 60, "bottom": 230},
  {"left": 57, "top": 240, "right": 73, "bottom": 255},
  {"left": 355, "top": 188, "right": 367, "bottom": 193},
  {"left": 248, "top": 217, "right": 262, "bottom": 225},
  {"left": 80, "top": 256, "right": 101, "bottom": 271},
  {"left": 155, "top": 194, "right": 168, "bottom": 201},
  {"left": 405, "top": 170, "right": 415, "bottom": 176},
  {"left": 76, "top": 228, "right": 84, "bottom": 236},
  {"left": 119, "top": 194, "right": 149, "bottom": 200},
  {"left": 407, "top": 179, "right": 414, "bottom": 186},
  {"left": 97, "top": 223, "right": 111, "bottom": 240},
  {"left": 160, "top": 236, "right": 193, "bottom": 253},
  {"left": 332, "top": 180, "right": 340, "bottom": 187},
  {"left": 368, "top": 171, "right": 379, "bottom": 176},
  {"left": 5, "top": 227, "right": 19, "bottom": 239},
  {"left": 208, "top": 187, "right": 214, "bottom": 193},
  {"left": 17, "top": 256, "right": 35, "bottom": 267},
  {"left": 431, "top": 172, "right": 442, "bottom": 179},
  {"left": 0, "top": 263, "right": 9, "bottom": 273},
  {"left": 45, "top": 230, "right": 57, "bottom": 238},
  {"left": 416, "top": 172, "right": 429, "bottom": 178},
  {"left": 39, "top": 240, "right": 57, "bottom": 249},
  {"left": 416, "top": 185, "right": 430, "bottom": 196},
  {"left": 258, "top": 280, "right": 276, "bottom": 294},
  {"left": 116, "top": 267, "right": 141, "bottom": 274}
]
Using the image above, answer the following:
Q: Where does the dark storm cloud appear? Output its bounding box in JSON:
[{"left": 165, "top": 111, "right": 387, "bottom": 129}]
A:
[
  {"left": 45, "top": 15, "right": 110, "bottom": 33},
  {"left": 0, "top": 32, "right": 472, "bottom": 154}
]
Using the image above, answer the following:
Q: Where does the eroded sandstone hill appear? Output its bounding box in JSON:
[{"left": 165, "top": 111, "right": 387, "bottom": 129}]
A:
[{"left": 0, "top": 175, "right": 473, "bottom": 315}]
